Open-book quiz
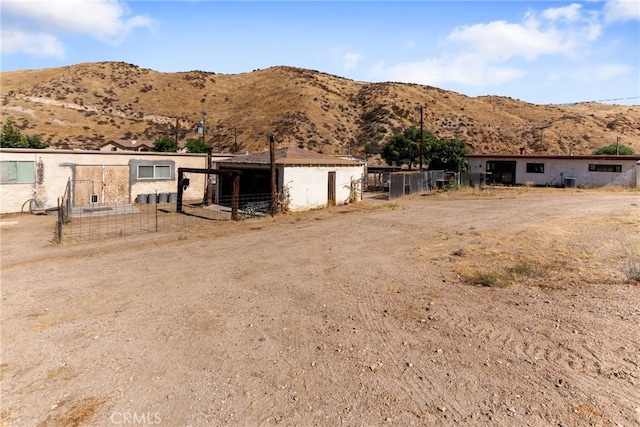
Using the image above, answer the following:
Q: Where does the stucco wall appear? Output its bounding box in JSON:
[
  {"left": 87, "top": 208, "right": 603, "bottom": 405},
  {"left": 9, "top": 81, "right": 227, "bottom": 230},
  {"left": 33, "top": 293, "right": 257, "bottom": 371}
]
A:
[
  {"left": 467, "top": 157, "right": 638, "bottom": 187},
  {"left": 283, "top": 165, "right": 364, "bottom": 212},
  {"left": 0, "top": 149, "right": 210, "bottom": 213}
]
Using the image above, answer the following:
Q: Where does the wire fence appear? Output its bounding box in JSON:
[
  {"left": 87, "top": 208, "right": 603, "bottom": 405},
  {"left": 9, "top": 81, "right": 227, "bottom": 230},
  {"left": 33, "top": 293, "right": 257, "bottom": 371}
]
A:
[
  {"left": 387, "top": 171, "right": 487, "bottom": 200},
  {"left": 55, "top": 192, "right": 274, "bottom": 243}
]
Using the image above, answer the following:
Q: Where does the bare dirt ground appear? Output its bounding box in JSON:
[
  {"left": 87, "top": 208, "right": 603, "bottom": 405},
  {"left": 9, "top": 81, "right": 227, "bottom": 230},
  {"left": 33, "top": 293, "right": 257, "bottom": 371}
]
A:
[{"left": 1, "top": 187, "right": 639, "bottom": 427}]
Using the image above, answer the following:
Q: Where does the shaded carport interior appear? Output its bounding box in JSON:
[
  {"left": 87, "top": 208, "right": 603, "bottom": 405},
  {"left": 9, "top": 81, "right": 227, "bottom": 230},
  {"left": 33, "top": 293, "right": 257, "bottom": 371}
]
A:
[{"left": 217, "top": 165, "right": 278, "bottom": 200}]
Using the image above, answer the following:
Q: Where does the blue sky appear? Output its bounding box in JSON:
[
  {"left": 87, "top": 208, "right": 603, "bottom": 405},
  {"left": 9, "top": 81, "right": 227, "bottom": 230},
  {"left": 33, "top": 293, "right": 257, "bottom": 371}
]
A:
[{"left": 1, "top": 0, "right": 639, "bottom": 105}]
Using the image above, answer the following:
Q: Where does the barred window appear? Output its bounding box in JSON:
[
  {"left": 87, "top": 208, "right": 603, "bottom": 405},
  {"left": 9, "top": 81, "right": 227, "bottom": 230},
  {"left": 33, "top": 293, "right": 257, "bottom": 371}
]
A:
[{"left": 589, "top": 164, "right": 621, "bottom": 173}]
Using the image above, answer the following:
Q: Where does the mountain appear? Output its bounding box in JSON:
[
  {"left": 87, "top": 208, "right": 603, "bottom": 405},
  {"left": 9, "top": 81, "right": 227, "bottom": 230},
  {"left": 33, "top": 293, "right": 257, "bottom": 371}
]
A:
[{"left": 1, "top": 61, "right": 639, "bottom": 159}]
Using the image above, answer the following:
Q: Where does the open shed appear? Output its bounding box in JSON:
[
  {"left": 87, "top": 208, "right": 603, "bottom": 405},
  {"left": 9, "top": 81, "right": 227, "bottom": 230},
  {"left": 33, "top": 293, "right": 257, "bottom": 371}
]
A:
[{"left": 216, "top": 147, "right": 365, "bottom": 212}]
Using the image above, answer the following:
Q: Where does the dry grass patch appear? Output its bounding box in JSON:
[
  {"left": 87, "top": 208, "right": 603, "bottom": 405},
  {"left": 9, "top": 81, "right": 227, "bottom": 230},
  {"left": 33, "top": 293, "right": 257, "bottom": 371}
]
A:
[
  {"left": 452, "top": 215, "right": 640, "bottom": 289},
  {"left": 37, "top": 397, "right": 105, "bottom": 427},
  {"left": 620, "top": 238, "right": 640, "bottom": 283}
]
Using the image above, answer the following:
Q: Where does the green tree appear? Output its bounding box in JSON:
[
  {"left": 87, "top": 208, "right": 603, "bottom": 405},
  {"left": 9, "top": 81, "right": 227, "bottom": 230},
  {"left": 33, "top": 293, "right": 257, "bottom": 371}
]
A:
[
  {"left": 425, "top": 138, "right": 470, "bottom": 172},
  {"left": 1, "top": 118, "right": 22, "bottom": 147},
  {"left": 382, "top": 127, "right": 423, "bottom": 169},
  {"left": 153, "top": 135, "right": 178, "bottom": 152},
  {"left": 0, "top": 118, "right": 49, "bottom": 148},
  {"left": 593, "top": 143, "right": 635, "bottom": 155},
  {"left": 23, "top": 134, "right": 49, "bottom": 149},
  {"left": 185, "top": 137, "right": 211, "bottom": 153}
]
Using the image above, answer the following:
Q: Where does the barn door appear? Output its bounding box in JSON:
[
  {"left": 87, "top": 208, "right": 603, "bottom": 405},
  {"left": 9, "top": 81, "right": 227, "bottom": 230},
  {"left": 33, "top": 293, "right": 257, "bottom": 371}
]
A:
[{"left": 327, "top": 171, "right": 336, "bottom": 206}]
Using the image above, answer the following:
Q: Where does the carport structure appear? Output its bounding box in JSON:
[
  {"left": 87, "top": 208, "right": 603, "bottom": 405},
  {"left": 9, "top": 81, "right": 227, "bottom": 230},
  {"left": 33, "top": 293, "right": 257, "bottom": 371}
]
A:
[
  {"left": 216, "top": 147, "right": 365, "bottom": 212},
  {"left": 176, "top": 167, "right": 243, "bottom": 220}
]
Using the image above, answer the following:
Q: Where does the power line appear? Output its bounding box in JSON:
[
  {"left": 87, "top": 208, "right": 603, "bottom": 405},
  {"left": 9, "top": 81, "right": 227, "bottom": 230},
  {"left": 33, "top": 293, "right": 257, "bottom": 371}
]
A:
[{"left": 559, "top": 96, "right": 640, "bottom": 105}]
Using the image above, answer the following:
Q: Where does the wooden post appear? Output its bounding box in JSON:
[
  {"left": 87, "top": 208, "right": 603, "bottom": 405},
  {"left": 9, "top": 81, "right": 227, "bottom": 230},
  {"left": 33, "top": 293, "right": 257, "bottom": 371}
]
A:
[
  {"left": 205, "top": 148, "right": 213, "bottom": 205},
  {"left": 176, "top": 169, "right": 184, "bottom": 213},
  {"left": 232, "top": 174, "right": 240, "bottom": 221},
  {"left": 419, "top": 106, "right": 424, "bottom": 170},
  {"left": 269, "top": 134, "right": 277, "bottom": 216}
]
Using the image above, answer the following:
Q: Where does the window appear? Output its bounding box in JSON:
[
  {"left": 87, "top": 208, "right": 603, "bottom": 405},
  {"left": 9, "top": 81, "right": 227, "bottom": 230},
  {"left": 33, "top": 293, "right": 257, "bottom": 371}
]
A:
[
  {"left": 589, "top": 164, "right": 621, "bottom": 173},
  {"left": 137, "top": 165, "right": 171, "bottom": 179},
  {"left": 0, "top": 161, "right": 35, "bottom": 184},
  {"left": 526, "top": 163, "right": 545, "bottom": 173}
]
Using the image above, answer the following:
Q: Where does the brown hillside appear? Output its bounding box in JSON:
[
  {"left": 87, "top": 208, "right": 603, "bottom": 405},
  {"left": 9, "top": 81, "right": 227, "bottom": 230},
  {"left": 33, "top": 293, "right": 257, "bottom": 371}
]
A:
[{"left": 1, "top": 61, "right": 639, "bottom": 157}]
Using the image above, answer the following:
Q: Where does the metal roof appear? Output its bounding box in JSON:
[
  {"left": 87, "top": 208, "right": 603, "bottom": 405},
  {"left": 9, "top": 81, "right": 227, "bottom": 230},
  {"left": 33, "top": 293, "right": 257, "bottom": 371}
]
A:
[
  {"left": 465, "top": 154, "right": 640, "bottom": 161},
  {"left": 220, "top": 147, "right": 363, "bottom": 166}
]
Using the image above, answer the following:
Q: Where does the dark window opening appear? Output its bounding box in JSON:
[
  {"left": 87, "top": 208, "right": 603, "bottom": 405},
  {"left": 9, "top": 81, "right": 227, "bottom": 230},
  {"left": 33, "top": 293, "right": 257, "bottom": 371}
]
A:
[
  {"left": 589, "top": 164, "right": 621, "bottom": 173},
  {"left": 526, "top": 163, "right": 544, "bottom": 173},
  {"left": 486, "top": 161, "right": 516, "bottom": 185}
]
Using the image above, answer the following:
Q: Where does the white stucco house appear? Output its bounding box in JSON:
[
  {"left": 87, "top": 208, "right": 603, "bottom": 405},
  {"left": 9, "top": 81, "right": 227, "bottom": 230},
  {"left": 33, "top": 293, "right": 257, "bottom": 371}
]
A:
[
  {"left": 466, "top": 154, "right": 640, "bottom": 188},
  {"left": 0, "top": 148, "right": 216, "bottom": 214},
  {"left": 99, "top": 139, "right": 155, "bottom": 152},
  {"left": 216, "top": 147, "right": 365, "bottom": 212}
]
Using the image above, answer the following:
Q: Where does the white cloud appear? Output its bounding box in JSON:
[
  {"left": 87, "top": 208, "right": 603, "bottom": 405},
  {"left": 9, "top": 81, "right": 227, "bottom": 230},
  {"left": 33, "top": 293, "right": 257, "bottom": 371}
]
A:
[
  {"left": 1, "top": 0, "right": 153, "bottom": 58},
  {"left": 377, "top": 53, "right": 525, "bottom": 87},
  {"left": 542, "top": 3, "right": 583, "bottom": 22},
  {"left": 448, "top": 9, "right": 602, "bottom": 62},
  {"left": 342, "top": 52, "right": 362, "bottom": 72},
  {"left": 590, "top": 63, "right": 632, "bottom": 80},
  {"left": 1, "top": 29, "right": 65, "bottom": 57},
  {"left": 603, "top": 0, "right": 640, "bottom": 23},
  {"left": 330, "top": 48, "right": 363, "bottom": 73},
  {"left": 372, "top": 2, "right": 607, "bottom": 88}
]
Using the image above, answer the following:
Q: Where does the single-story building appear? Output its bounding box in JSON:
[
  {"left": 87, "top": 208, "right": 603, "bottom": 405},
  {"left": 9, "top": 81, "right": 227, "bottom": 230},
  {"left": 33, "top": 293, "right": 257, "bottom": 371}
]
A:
[
  {"left": 466, "top": 154, "right": 640, "bottom": 188},
  {"left": 216, "top": 147, "right": 366, "bottom": 212},
  {"left": 0, "top": 148, "right": 218, "bottom": 214}
]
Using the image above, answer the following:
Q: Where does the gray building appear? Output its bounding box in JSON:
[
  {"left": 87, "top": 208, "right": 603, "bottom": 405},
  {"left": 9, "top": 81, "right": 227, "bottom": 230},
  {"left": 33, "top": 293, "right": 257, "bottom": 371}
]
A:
[{"left": 466, "top": 154, "right": 640, "bottom": 188}]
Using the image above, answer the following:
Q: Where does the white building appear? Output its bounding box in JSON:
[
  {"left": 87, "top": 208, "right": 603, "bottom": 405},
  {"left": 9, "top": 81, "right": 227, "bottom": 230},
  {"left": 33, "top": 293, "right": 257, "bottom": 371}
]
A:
[
  {"left": 216, "top": 147, "right": 365, "bottom": 212},
  {"left": 0, "top": 148, "right": 212, "bottom": 214},
  {"left": 99, "top": 139, "right": 155, "bottom": 152},
  {"left": 466, "top": 154, "right": 640, "bottom": 188}
]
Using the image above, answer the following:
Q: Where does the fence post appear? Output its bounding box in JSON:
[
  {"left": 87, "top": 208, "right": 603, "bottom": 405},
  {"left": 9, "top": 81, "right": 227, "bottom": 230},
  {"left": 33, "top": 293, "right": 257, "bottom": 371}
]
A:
[
  {"left": 231, "top": 174, "right": 240, "bottom": 221},
  {"left": 155, "top": 191, "right": 158, "bottom": 232},
  {"left": 56, "top": 196, "right": 62, "bottom": 244}
]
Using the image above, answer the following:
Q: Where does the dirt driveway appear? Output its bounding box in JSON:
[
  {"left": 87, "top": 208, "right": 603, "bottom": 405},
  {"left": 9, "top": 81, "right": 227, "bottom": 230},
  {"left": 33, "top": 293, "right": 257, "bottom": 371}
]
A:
[{"left": 1, "top": 187, "right": 639, "bottom": 426}]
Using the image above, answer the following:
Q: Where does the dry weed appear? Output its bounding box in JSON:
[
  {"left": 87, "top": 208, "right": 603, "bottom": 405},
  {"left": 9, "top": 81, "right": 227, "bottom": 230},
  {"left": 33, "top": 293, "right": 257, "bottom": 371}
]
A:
[{"left": 620, "top": 238, "right": 640, "bottom": 283}]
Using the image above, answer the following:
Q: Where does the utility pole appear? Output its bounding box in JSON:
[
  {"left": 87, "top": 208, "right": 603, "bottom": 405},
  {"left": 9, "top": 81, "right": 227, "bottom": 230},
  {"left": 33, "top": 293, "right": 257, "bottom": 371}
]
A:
[
  {"left": 616, "top": 136, "right": 621, "bottom": 155},
  {"left": 202, "top": 111, "right": 213, "bottom": 206},
  {"left": 419, "top": 106, "right": 424, "bottom": 170},
  {"left": 174, "top": 117, "right": 179, "bottom": 146}
]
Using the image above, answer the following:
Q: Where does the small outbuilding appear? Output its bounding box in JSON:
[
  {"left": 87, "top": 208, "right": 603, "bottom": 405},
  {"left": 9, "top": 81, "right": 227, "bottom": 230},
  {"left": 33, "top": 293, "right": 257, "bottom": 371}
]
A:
[
  {"left": 216, "top": 147, "right": 365, "bottom": 212},
  {"left": 466, "top": 154, "right": 640, "bottom": 188}
]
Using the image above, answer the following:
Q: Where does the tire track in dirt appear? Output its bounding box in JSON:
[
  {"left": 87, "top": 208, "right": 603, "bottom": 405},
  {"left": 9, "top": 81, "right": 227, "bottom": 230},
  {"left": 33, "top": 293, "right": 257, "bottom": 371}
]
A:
[
  {"left": 356, "top": 284, "right": 467, "bottom": 423},
  {"left": 435, "top": 285, "right": 640, "bottom": 424}
]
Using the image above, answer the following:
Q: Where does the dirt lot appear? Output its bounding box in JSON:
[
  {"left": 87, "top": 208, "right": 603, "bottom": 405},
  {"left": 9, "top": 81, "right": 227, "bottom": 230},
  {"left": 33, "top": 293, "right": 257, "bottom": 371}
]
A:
[{"left": 1, "top": 187, "right": 639, "bottom": 427}]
